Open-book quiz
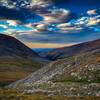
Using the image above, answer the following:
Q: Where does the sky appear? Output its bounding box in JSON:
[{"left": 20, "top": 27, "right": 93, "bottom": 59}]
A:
[{"left": 0, "top": 0, "right": 100, "bottom": 48}]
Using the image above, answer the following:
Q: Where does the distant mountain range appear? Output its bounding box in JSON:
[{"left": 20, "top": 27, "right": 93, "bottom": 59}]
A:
[
  {"left": 8, "top": 39, "right": 100, "bottom": 96},
  {"left": 45, "top": 39, "right": 100, "bottom": 60},
  {"left": 33, "top": 48, "right": 54, "bottom": 57},
  {"left": 0, "top": 34, "right": 48, "bottom": 86}
]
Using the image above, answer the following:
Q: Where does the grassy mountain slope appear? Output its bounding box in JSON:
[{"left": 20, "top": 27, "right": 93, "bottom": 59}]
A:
[{"left": 0, "top": 34, "right": 47, "bottom": 86}]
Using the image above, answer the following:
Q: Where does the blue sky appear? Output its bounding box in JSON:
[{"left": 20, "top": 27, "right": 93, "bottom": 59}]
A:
[{"left": 0, "top": 0, "right": 100, "bottom": 48}]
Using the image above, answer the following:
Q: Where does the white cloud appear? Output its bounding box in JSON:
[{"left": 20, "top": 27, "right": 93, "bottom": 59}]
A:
[
  {"left": 7, "top": 20, "right": 19, "bottom": 26},
  {"left": 87, "top": 9, "right": 98, "bottom": 15},
  {"left": 0, "top": 25, "right": 8, "bottom": 29},
  {"left": 36, "top": 23, "right": 49, "bottom": 31},
  {"left": 87, "top": 18, "right": 100, "bottom": 26},
  {"left": 42, "top": 8, "right": 71, "bottom": 23}
]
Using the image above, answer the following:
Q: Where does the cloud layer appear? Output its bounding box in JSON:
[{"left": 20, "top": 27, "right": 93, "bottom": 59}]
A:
[{"left": 0, "top": 0, "right": 100, "bottom": 48}]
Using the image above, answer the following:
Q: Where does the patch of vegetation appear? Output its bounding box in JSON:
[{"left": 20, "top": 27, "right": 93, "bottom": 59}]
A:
[
  {"left": 0, "top": 89, "right": 99, "bottom": 100},
  {"left": 52, "top": 70, "right": 100, "bottom": 84},
  {"left": 52, "top": 77, "right": 91, "bottom": 84},
  {"left": 93, "top": 70, "right": 100, "bottom": 83}
]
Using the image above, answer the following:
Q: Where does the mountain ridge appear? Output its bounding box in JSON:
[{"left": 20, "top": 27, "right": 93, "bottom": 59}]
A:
[{"left": 45, "top": 39, "right": 100, "bottom": 60}]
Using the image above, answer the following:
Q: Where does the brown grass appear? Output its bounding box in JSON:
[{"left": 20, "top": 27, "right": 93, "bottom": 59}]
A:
[
  {"left": 0, "top": 89, "right": 100, "bottom": 100},
  {"left": 0, "top": 72, "right": 31, "bottom": 86}
]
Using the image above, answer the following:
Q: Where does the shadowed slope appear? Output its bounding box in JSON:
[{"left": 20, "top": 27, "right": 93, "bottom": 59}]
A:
[{"left": 0, "top": 34, "right": 47, "bottom": 86}]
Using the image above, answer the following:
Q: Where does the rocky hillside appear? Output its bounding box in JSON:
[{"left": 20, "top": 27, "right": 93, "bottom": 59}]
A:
[
  {"left": 0, "top": 34, "right": 47, "bottom": 86},
  {"left": 8, "top": 39, "right": 100, "bottom": 96},
  {"left": 45, "top": 39, "right": 100, "bottom": 60}
]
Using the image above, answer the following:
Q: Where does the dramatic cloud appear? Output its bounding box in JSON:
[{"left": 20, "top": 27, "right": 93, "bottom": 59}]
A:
[
  {"left": 6, "top": 20, "right": 19, "bottom": 26},
  {"left": 0, "top": 24, "right": 8, "bottom": 29},
  {"left": 87, "top": 18, "right": 100, "bottom": 26},
  {"left": 36, "top": 23, "right": 49, "bottom": 31},
  {"left": 57, "top": 22, "right": 83, "bottom": 33},
  {"left": 42, "top": 9, "right": 71, "bottom": 23}
]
